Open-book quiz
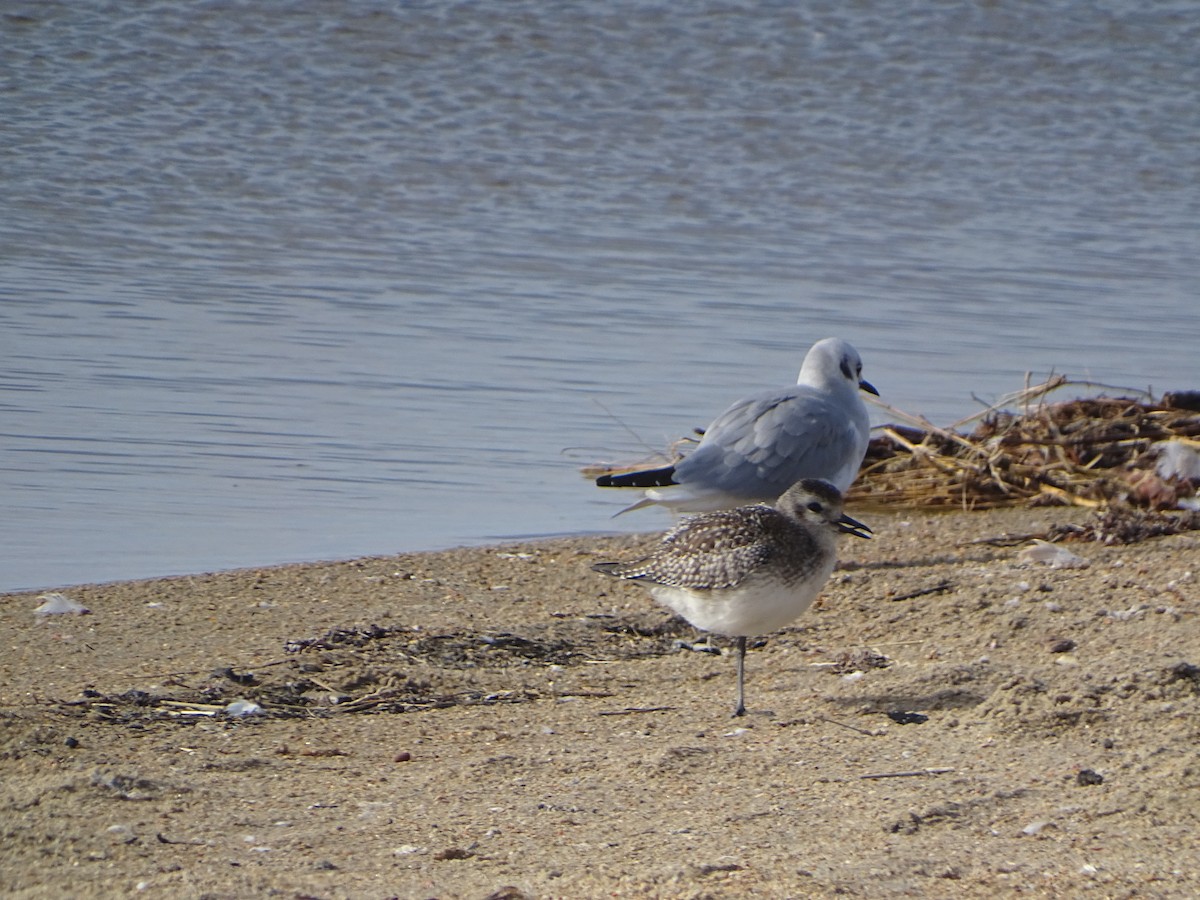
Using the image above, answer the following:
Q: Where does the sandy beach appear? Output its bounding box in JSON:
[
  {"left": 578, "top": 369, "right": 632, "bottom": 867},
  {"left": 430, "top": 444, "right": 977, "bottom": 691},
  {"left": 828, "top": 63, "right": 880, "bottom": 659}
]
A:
[{"left": 2, "top": 504, "right": 1198, "bottom": 898}]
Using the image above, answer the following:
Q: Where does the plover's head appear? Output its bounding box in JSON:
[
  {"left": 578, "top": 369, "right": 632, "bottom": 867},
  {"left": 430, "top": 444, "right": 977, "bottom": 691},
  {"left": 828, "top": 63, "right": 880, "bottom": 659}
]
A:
[{"left": 776, "top": 477, "right": 872, "bottom": 540}]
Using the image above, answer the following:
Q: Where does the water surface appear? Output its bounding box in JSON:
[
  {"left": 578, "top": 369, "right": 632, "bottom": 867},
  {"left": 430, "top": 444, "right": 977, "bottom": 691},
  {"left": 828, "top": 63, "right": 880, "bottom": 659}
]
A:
[{"left": 2, "top": 0, "right": 1197, "bottom": 591}]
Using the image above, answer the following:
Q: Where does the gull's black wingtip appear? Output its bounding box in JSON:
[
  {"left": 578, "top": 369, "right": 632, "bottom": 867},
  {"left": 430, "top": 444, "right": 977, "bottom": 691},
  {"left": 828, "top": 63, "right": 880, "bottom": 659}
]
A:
[{"left": 595, "top": 465, "right": 677, "bottom": 488}]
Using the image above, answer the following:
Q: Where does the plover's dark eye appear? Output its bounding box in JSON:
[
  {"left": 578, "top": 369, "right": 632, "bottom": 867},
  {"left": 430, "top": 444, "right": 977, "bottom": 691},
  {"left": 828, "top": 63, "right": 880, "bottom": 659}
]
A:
[{"left": 807, "top": 501, "right": 823, "bottom": 513}]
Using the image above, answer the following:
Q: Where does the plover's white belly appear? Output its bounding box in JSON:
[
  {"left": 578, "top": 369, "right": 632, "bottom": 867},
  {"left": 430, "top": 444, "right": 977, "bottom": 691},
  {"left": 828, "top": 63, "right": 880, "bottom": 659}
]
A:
[{"left": 649, "top": 557, "right": 835, "bottom": 637}]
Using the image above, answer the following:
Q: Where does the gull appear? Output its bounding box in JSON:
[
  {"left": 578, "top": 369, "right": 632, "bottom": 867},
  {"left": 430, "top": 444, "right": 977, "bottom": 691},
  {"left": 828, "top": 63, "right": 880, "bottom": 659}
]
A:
[
  {"left": 592, "top": 478, "right": 872, "bottom": 716},
  {"left": 596, "top": 337, "right": 877, "bottom": 513}
]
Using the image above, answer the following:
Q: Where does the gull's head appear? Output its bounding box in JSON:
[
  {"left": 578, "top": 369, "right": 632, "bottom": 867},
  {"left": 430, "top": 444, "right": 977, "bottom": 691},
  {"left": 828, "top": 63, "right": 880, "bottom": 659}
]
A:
[
  {"left": 800, "top": 337, "right": 878, "bottom": 397},
  {"left": 776, "top": 477, "right": 873, "bottom": 540}
]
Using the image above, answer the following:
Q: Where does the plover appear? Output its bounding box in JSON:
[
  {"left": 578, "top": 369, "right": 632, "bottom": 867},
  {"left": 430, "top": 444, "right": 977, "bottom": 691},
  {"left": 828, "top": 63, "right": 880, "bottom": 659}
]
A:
[
  {"left": 592, "top": 478, "right": 871, "bottom": 716},
  {"left": 596, "top": 337, "right": 877, "bottom": 513}
]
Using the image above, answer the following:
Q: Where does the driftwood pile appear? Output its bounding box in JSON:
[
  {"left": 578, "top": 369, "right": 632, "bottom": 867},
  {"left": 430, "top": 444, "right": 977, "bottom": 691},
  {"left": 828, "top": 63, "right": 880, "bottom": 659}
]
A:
[{"left": 852, "top": 377, "right": 1200, "bottom": 513}]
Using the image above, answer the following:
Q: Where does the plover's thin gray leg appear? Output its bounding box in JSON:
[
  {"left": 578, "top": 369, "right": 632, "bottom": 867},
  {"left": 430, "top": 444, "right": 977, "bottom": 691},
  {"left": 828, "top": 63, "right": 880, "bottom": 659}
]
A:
[{"left": 733, "top": 635, "right": 747, "bottom": 717}]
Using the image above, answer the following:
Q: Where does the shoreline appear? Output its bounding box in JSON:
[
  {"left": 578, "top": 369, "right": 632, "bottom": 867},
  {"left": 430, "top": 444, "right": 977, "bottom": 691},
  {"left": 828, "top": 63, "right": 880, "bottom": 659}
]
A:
[
  {"left": 0, "top": 528, "right": 649, "bottom": 599},
  {"left": 0, "top": 502, "right": 1081, "bottom": 600}
]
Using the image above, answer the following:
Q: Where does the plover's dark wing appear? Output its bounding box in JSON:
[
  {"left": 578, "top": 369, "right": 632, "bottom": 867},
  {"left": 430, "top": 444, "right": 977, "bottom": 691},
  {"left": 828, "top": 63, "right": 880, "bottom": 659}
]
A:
[{"left": 593, "top": 506, "right": 798, "bottom": 590}]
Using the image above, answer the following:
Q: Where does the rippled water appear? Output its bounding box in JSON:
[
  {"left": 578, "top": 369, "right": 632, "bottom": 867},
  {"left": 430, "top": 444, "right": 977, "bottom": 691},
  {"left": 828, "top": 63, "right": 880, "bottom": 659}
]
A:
[{"left": 2, "top": 1, "right": 1197, "bottom": 591}]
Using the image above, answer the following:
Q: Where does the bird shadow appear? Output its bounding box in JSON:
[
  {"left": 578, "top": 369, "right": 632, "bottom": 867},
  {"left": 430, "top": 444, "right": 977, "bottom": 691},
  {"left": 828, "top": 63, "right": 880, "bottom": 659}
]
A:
[
  {"left": 836, "top": 549, "right": 1009, "bottom": 572},
  {"left": 825, "top": 686, "right": 988, "bottom": 713}
]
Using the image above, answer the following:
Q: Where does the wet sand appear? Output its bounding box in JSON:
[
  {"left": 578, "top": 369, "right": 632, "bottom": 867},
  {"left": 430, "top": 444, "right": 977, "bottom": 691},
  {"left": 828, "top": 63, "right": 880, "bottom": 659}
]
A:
[{"left": 2, "top": 505, "right": 1198, "bottom": 898}]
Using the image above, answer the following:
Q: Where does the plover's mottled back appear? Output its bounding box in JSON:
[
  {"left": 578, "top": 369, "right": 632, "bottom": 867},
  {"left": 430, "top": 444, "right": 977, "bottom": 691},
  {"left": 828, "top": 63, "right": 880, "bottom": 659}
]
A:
[
  {"left": 596, "top": 338, "right": 878, "bottom": 513},
  {"left": 592, "top": 478, "right": 871, "bottom": 716}
]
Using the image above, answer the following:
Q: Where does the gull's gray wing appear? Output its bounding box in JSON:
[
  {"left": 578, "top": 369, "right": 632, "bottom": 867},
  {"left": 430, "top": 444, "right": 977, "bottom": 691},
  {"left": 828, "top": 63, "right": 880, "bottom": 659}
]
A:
[{"left": 673, "top": 386, "right": 862, "bottom": 496}]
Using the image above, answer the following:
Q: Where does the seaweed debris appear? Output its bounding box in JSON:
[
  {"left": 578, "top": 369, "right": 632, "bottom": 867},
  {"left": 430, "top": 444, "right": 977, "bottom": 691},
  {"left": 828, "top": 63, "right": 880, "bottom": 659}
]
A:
[{"left": 852, "top": 377, "right": 1200, "bottom": 511}]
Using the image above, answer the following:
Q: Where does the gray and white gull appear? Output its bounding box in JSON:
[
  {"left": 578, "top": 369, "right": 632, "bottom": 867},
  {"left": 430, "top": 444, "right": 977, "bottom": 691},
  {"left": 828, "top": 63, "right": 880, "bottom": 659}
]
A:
[{"left": 596, "top": 337, "right": 878, "bottom": 514}]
